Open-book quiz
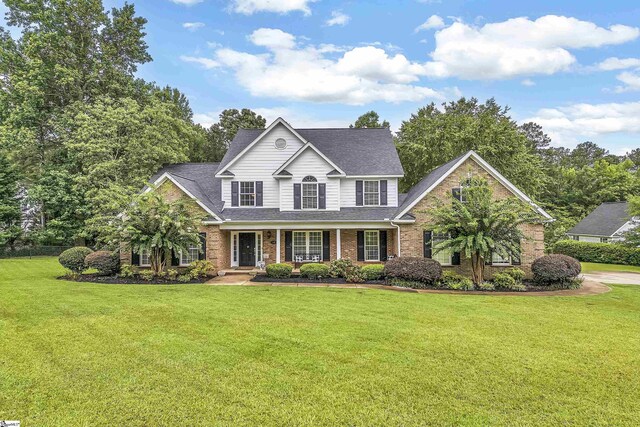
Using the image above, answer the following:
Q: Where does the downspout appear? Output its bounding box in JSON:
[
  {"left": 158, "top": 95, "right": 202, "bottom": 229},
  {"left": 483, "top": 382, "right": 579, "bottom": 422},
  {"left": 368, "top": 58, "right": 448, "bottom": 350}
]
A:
[{"left": 390, "top": 221, "right": 401, "bottom": 257}]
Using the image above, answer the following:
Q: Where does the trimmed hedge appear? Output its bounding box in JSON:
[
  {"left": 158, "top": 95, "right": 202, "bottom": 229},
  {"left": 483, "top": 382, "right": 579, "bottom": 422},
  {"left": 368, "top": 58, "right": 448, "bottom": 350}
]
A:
[
  {"left": 266, "top": 263, "right": 293, "bottom": 279},
  {"left": 300, "top": 263, "right": 330, "bottom": 279},
  {"left": 554, "top": 239, "right": 640, "bottom": 266},
  {"left": 384, "top": 257, "right": 442, "bottom": 285},
  {"left": 361, "top": 264, "right": 385, "bottom": 280},
  {"left": 59, "top": 247, "right": 94, "bottom": 273},
  {"left": 85, "top": 251, "right": 120, "bottom": 276},
  {"left": 532, "top": 254, "right": 581, "bottom": 286}
]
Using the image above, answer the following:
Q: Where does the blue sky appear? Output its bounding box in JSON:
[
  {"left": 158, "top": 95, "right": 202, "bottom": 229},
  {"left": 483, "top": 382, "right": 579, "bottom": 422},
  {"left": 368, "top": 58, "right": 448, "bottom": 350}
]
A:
[{"left": 2, "top": 0, "right": 640, "bottom": 154}]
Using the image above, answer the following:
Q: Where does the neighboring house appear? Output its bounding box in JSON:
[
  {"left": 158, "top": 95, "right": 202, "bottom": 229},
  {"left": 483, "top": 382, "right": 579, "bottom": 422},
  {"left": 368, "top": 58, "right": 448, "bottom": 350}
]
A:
[
  {"left": 567, "top": 201, "right": 638, "bottom": 243},
  {"left": 122, "top": 118, "right": 550, "bottom": 277}
]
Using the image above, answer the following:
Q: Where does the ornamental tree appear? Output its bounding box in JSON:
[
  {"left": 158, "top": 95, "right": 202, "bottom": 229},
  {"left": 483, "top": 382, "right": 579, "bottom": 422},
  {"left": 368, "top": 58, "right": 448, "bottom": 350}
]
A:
[{"left": 429, "top": 177, "right": 540, "bottom": 285}]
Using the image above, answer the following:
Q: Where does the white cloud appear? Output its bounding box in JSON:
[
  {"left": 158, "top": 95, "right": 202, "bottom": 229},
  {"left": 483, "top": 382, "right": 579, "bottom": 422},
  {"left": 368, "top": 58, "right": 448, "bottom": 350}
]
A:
[
  {"left": 170, "top": 0, "right": 203, "bottom": 5},
  {"left": 180, "top": 55, "right": 219, "bottom": 69},
  {"left": 253, "top": 107, "right": 349, "bottom": 128},
  {"left": 229, "top": 0, "right": 317, "bottom": 15},
  {"left": 525, "top": 102, "right": 640, "bottom": 146},
  {"left": 596, "top": 57, "right": 640, "bottom": 70},
  {"left": 326, "top": 10, "right": 350, "bottom": 27},
  {"left": 415, "top": 15, "right": 445, "bottom": 32},
  {"left": 182, "top": 28, "right": 451, "bottom": 105},
  {"left": 183, "top": 22, "right": 205, "bottom": 31},
  {"left": 193, "top": 112, "right": 221, "bottom": 128},
  {"left": 424, "top": 15, "right": 639, "bottom": 80},
  {"left": 521, "top": 79, "right": 535, "bottom": 86},
  {"left": 614, "top": 71, "right": 640, "bottom": 92}
]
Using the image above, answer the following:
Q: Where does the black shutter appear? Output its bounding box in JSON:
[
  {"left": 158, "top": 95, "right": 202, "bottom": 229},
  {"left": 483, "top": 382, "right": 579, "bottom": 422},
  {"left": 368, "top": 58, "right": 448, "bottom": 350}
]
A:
[
  {"left": 423, "top": 231, "right": 432, "bottom": 258},
  {"left": 357, "top": 231, "right": 365, "bottom": 261},
  {"left": 199, "top": 233, "right": 206, "bottom": 260},
  {"left": 380, "top": 180, "right": 388, "bottom": 206},
  {"left": 452, "top": 188, "right": 461, "bottom": 201},
  {"left": 380, "top": 230, "right": 387, "bottom": 261},
  {"left": 323, "top": 231, "right": 330, "bottom": 261},
  {"left": 318, "top": 183, "right": 326, "bottom": 209},
  {"left": 255, "top": 181, "right": 263, "bottom": 207},
  {"left": 356, "top": 180, "right": 363, "bottom": 206},
  {"left": 293, "top": 184, "right": 301, "bottom": 210},
  {"left": 285, "top": 231, "right": 292, "bottom": 261},
  {"left": 131, "top": 250, "right": 140, "bottom": 266},
  {"left": 171, "top": 250, "right": 180, "bottom": 266},
  {"left": 231, "top": 181, "right": 239, "bottom": 207}
]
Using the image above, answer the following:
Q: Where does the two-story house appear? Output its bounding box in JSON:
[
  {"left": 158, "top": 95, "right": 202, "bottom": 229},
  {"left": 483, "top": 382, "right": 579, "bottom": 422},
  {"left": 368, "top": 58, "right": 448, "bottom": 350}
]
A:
[{"left": 124, "top": 118, "right": 551, "bottom": 277}]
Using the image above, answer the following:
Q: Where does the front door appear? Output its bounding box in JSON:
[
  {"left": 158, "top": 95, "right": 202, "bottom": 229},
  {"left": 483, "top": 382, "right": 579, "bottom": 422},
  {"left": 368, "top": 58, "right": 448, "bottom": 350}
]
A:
[{"left": 239, "top": 233, "right": 256, "bottom": 267}]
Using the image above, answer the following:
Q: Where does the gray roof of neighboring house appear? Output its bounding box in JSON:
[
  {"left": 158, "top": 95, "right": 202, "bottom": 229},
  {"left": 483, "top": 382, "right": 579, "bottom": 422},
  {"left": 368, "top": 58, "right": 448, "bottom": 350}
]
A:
[
  {"left": 217, "top": 127, "right": 404, "bottom": 176},
  {"left": 221, "top": 208, "right": 413, "bottom": 222},
  {"left": 567, "top": 202, "right": 632, "bottom": 237},
  {"left": 394, "top": 153, "right": 467, "bottom": 217}
]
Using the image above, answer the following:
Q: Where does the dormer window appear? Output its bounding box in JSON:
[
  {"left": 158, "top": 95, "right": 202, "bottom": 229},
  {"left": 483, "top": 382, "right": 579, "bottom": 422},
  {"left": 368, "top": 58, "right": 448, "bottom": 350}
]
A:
[
  {"left": 302, "top": 176, "right": 318, "bottom": 209},
  {"left": 364, "top": 180, "right": 380, "bottom": 206}
]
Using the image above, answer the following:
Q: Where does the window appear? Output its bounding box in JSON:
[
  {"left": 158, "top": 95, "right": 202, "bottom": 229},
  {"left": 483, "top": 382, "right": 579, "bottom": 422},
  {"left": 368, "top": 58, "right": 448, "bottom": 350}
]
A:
[
  {"left": 180, "top": 244, "right": 199, "bottom": 266},
  {"left": 240, "top": 181, "right": 255, "bottom": 206},
  {"left": 432, "top": 233, "right": 452, "bottom": 265},
  {"left": 233, "top": 234, "right": 238, "bottom": 263},
  {"left": 453, "top": 178, "right": 472, "bottom": 203},
  {"left": 491, "top": 249, "right": 520, "bottom": 266},
  {"left": 364, "top": 230, "right": 379, "bottom": 261},
  {"left": 274, "top": 138, "right": 287, "bottom": 149},
  {"left": 364, "top": 181, "right": 380, "bottom": 206},
  {"left": 257, "top": 233, "right": 263, "bottom": 261},
  {"left": 140, "top": 249, "right": 150, "bottom": 266},
  {"left": 293, "top": 231, "right": 323, "bottom": 260},
  {"left": 302, "top": 176, "right": 318, "bottom": 209}
]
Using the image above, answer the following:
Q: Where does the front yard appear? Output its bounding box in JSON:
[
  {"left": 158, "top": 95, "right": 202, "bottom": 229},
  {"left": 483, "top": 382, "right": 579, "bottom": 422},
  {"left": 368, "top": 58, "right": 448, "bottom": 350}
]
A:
[{"left": 1, "top": 257, "right": 640, "bottom": 426}]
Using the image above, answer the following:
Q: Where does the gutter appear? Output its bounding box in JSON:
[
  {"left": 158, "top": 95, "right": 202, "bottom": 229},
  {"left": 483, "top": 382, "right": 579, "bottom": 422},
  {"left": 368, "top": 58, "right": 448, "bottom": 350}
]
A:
[{"left": 390, "top": 221, "right": 402, "bottom": 257}]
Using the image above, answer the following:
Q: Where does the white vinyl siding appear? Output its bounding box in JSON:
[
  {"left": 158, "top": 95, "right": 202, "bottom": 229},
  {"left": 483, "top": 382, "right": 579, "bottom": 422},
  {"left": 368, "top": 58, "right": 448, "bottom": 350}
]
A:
[
  {"left": 280, "top": 148, "right": 339, "bottom": 211},
  {"left": 578, "top": 235, "right": 602, "bottom": 243},
  {"left": 340, "top": 178, "right": 398, "bottom": 207},
  {"left": 221, "top": 124, "right": 304, "bottom": 208}
]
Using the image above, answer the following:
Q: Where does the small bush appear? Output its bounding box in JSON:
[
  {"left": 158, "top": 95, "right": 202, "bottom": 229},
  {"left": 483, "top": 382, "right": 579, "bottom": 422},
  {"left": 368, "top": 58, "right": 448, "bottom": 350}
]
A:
[
  {"left": 361, "top": 264, "right": 385, "bottom": 280},
  {"left": 504, "top": 267, "right": 526, "bottom": 283},
  {"left": 329, "top": 258, "right": 356, "bottom": 278},
  {"left": 439, "top": 271, "right": 474, "bottom": 290},
  {"left": 189, "top": 260, "right": 214, "bottom": 278},
  {"left": 167, "top": 269, "right": 179, "bottom": 280},
  {"left": 492, "top": 272, "right": 523, "bottom": 291},
  {"left": 384, "top": 257, "right": 442, "bottom": 285},
  {"left": 477, "top": 281, "right": 495, "bottom": 291},
  {"left": 139, "top": 269, "right": 155, "bottom": 281},
  {"left": 59, "top": 247, "right": 94, "bottom": 273},
  {"left": 532, "top": 254, "right": 581, "bottom": 286},
  {"left": 554, "top": 239, "right": 640, "bottom": 266},
  {"left": 266, "top": 263, "right": 293, "bottom": 279},
  {"left": 300, "top": 263, "right": 330, "bottom": 279},
  {"left": 85, "top": 251, "right": 120, "bottom": 276},
  {"left": 177, "top": 274, "right": 192, "bottom": 283},
  {"left": 120, "top": 264, "right": 136, "bottom": 278},
  {"left": 345, "top": 266, "right": 365, "bottom": 283}
]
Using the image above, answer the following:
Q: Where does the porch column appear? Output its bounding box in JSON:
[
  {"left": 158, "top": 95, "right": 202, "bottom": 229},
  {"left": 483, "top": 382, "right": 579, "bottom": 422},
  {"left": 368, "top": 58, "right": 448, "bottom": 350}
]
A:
[
  {"left": 276, "top": 228, "right": 281, "bottom": 263},
  {"left": 336, "top": 228, "right": 341, "bottom": 259}
]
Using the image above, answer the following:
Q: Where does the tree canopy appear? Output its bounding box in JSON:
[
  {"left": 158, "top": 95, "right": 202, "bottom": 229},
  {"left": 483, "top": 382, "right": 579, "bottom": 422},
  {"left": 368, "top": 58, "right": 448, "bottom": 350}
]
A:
[{"left": 350, "top": 111, "right": 390, "bottom": 129}]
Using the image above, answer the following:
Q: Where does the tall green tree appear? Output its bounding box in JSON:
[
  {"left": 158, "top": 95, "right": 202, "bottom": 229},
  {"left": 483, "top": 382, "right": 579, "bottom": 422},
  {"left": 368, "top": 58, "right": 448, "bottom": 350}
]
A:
[
  {"left": 350, "top": 111, "right": 390, "bottom": 128},
  {"left": 203, "top": 109, "right": 266, "bottom": 162},
  {"left": 0, "top": 152, "right": 22, "bottom": 249},
  {"left": 429, "top": 177, "right": 539, "bottom": 285},
  {"left": 396, "top": 98, "right": 545, "bottom": 198}
]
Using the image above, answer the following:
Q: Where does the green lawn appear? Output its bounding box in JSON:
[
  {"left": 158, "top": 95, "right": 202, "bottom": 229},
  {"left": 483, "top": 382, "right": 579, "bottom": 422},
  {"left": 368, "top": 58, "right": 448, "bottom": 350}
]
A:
[
  {"left": 581, "top": 261, "right": 640, "bottom": 274},
  {"left": 1, "top": 258, "right": 640, "bottom": 426}
]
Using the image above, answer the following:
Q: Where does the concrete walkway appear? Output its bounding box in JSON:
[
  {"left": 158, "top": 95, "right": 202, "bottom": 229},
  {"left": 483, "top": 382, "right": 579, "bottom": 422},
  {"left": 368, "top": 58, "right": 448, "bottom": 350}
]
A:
[
  {"left": 583, "top": 272, "right": 640, "bottom": 286},
  {"left": 206, "top": 275, "right": 610, "bottom": 296}
]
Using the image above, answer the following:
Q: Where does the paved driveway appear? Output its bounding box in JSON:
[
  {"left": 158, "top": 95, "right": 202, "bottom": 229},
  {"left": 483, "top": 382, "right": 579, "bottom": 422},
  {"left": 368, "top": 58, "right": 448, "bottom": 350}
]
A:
[{"left": 583, "top": 271, "right": 640, "bottom": 285}]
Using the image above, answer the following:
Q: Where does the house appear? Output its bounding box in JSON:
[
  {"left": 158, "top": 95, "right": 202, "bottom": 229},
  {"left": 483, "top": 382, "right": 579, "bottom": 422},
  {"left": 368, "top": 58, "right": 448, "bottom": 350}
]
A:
[
  {"left": 567, "top": 201, "right": 638, "bottom": 243},
  {"left": 122, "top": 118, "right": 550, "bottom": 277}
]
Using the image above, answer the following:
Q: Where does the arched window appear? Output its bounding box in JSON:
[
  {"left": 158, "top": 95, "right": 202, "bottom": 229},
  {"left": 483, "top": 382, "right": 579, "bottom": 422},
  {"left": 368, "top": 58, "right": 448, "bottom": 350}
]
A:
[{"left": 302, "top": 176, "right": 318, "bottom": 209}]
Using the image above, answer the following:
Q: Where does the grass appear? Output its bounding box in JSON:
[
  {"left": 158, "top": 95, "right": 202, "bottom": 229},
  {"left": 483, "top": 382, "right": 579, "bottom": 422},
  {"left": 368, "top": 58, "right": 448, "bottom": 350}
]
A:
[
  {"left": 581, "top": 262, "right": 640, "bottom": 274},
  {"left": 1, "top": 258, "right": 640, "bottom": 426}
]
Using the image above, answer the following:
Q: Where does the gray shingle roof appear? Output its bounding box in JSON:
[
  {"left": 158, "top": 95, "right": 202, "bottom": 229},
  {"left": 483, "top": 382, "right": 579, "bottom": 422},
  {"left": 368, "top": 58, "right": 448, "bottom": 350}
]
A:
[
  {"left": 217, "top": 127, "right": 404, "bottom": 176},
  {"left": 567, "top": 202, "right": 632, "bottom": 237}
]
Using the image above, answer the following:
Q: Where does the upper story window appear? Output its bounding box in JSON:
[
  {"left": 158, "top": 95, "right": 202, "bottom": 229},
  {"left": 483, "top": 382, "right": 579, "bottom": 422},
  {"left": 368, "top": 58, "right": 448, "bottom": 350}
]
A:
[
  {"left": 302, "top": 176, "right": 318, "bottom": 209},
  {"left": 364, "top": 180, "right": 380, "bottom": 206},
  {"left": 240, "top": 181, "right": 255, "bottom": 206},
  {"left": 453, "top": 178, "right": 472, "bottom": 203}
]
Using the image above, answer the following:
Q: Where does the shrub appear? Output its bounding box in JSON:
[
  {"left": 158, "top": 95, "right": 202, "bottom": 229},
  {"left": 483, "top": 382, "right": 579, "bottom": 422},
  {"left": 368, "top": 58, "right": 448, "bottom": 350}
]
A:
[
  {"left": 504, "top": 267, "right": 526, "bottom": 283},
  {"left": 492, "top": 272, "right": 526, "bottom": 291},
  {"left": 532, "top": 254, "right": 581, "bottom": 286},
  {"left": 300, "top": 263, "right": 330, "bottom": 279},
  {"left": 384, "top": 257, "right": 442, "bottom": 285},
  {"left": 120, "top": 264, "right": 136, "bottom": 278},
  {"left": 59, "top": 247, "right": 93, "bottom": 273},
  {"left": 85, "top": 251, "right": 120, "bottom": 276},
  {"left": 189, "top": 260, "right": 214, "bottom": 279},
  {"left": 329, "top": 258, "right": 356, "bottom": 278},
  {"left": 177, "top": 274, "right": 192, "bottom": 283},
  {"left": 345, "top": 266, "right": 365, "bottom": 283},
  {"left": 477, "top": 281, "right": 495, "bottom": 291},
  {"left": 439, "top": 271, "right": 474, "bottom": 290},
  {"left": 554, "top": 239, "right": 640, "bottom": 266},
  {"left": 139, "top": 269, "right": 155, "bottom": 281},
  {"left": 361, "top": 264, "right": 385, "bottom": 280},
  {"left": 266, "top": 263, "right": 293, "bottom": 279},
  {"left": 167, "top": 269, "right": 179, "bottom": 281}
]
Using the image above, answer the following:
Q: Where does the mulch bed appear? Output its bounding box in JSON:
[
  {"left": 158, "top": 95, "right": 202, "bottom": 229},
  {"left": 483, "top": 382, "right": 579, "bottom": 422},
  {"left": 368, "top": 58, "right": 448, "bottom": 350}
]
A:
[
  {"left": 251, "top": 275, "right": 385, "bottom": 285},
  {"left": 59, "top": 274, "right": 207, "bottom": 285}
]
